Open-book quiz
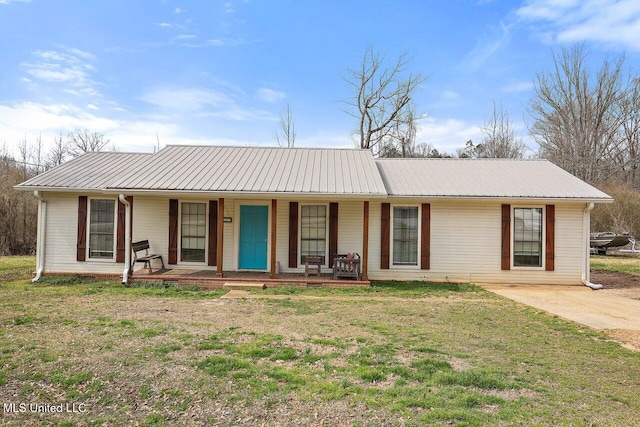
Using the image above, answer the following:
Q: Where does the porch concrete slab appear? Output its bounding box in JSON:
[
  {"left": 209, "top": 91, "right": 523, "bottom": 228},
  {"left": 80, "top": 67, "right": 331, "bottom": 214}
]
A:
[
  {"left": 220, "top": 290, "right": 250, "bottom": 299},
  {"left": 482, "top": 284, "right": 640, "bottom": 330},
  {"left": 222, "top": 282, "right": 266, "bottom": 291}
]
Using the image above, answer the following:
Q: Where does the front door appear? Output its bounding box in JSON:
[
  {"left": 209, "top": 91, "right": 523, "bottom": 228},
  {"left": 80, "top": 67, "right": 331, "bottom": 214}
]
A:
[{"left": 238, "top": 205, "right": 268, "bottom": 269}]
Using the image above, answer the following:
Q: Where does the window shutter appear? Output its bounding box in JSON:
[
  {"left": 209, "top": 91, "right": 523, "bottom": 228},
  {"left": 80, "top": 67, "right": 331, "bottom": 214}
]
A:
[
  {"left": 288, "top": 202, "right": 298, "bottom": 268},
  {"left": 545, "top": 205, "right": 555, "bottom": 271},
  {"left": 208, "top": 200, "right": 218, "bottom": 266},
  {"left": 116, "top": 199, "right": 126, "bottom": 262},
  {"left": 77, "top": 196, "right": 88, "bottom": 262},
  {"left": 329, "top": 203, "right": 338, "bottom": 267},
  {"left": 381, "top": 203, "right": 390, "bottom": 269},
  {"left": 501, "top": 204, "right": 511, "bottom": 271},
  {"left": 421, "top": 203, "right": 431, "bottom": 270},
  {"left": 168, "top": 199, "right": 178, "bottom": 264}
]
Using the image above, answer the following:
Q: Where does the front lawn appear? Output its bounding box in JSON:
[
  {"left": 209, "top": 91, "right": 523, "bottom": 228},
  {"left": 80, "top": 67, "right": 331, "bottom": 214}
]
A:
[{"left": 1, "top": 257, "right": 639, "bottom": 425}]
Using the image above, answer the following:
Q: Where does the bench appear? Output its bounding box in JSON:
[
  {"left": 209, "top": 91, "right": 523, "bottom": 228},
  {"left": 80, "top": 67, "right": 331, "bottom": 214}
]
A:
[
  {"left": 333, "top": 253, "right": 361, "bottom": 280},
  {"left": 132, "top": 240, "right": 165, "bottom": 273}
]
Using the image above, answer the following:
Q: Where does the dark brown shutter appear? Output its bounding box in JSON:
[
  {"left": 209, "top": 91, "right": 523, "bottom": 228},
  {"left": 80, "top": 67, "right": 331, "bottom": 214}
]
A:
[
  {"left": 421, "top": 203, "right": 431, "bottom": 270},
  {"left": 116, "top": 199, "right": 126, "bottom": 262},
  {"left": 381, "top": 203, "right": 390, "bottom": 269},
  {"left": 501, "top": 204, "right": 511, "bottom": 271},
  {"left": 208, "top": 200, "right": 218, "bottom": 266},
  {"left": 169, "top": 199, "right": 178, "bottom": 264},
  {"left": 288, "top": 202, "right": 298, "bottom": 268},
  {"left": 545, "top": 205, "right": 555, "bottom": 271},
  {"left": 77, "top": 196, "right": 88, "bottom": 261},
  {"left": 329, "top": 203, "right": 338, "bottom": 267}
]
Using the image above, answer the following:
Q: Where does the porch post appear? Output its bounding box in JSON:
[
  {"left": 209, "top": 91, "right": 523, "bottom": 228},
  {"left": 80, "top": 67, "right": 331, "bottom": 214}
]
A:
[
  {"left": 216, "top": 198, "right": 224, "bottom": 277},
  {"left": 270, "top": 199, "right": 277, "bottom": 279},
  {"left": 362, "top": 201, "right": 369, "bottom": 281}
]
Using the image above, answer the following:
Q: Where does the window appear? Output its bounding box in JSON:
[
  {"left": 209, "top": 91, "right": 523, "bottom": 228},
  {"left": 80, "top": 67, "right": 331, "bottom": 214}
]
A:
[
  {"left": 89, "top": 199, "right": 115, "bottom": 259},
  {"left": 393, "top": 206, "right": 418, "bottom": 266},
  {"left": 513, "top": 208, "right": 543, "bottom": 267},
  {"left": 300, "top": 205, "right": 326, "bottom": 264},
  {"left": 181, "top": 202, "right": 206, "bottom": 262}
]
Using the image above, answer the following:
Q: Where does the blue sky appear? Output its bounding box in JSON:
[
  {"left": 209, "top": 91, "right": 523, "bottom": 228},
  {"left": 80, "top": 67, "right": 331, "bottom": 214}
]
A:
[{"left": 1, "top": 0, "right": 640, "bottom": 158}]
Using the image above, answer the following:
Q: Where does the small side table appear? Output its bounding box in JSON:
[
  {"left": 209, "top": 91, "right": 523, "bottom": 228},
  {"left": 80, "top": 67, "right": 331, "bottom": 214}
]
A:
[{"left": 304, "top": 256, "right": 322, "bottom": 277}]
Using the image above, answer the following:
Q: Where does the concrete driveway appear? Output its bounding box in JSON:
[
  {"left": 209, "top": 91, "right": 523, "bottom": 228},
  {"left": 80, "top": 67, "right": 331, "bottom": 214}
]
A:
[{"left": 482, "top": 284, "right": 640, "bottom": 330}]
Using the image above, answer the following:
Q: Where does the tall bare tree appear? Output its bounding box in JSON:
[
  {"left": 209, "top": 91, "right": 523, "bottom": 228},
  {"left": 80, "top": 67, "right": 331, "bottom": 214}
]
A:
[
  {"left": 274, "top": 103, "right": 296, "bottom": 148},
  {"left": 345, "top": 46, "right": 426, "bottom": 155},
  {"left": 615, "top": 77, "right": 640, "bottom": 186},
  {"left": 47, "top": 133, "right": 69, "bottom": 167},
  {"left": 479, "top": 101, "right": 526, "bottom": 158},
  {"left": 528, "top": 44, "right": 628, "bottom": 183},
  {"left": 67, "top": 128, "right": 110, "bottom": 157}
]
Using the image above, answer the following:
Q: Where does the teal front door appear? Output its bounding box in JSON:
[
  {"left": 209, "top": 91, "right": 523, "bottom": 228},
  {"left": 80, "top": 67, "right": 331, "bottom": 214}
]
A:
[{"left": 238, "top": 205, "right": 269, "bottom": 269}]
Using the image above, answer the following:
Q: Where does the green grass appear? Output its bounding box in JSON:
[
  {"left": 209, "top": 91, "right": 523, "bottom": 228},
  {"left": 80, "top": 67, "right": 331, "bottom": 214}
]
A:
[
  {"left": 1, "top": 255, "right": 640, "bottom": 425},
  {"left": 591, "top": 253, "right": 640, "bottom": 275},
  {"left": 258, "top": 281, "right": 483, "bottom": 298}
]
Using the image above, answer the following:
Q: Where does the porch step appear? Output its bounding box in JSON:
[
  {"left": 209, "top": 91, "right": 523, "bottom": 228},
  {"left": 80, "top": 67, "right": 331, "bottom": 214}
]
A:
[{"left": 223, "top": 282, "right": 266, "bottom": 291}]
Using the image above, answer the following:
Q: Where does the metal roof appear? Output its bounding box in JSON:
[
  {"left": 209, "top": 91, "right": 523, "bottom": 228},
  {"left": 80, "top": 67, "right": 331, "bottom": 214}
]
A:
[
  {"left": 15, "top": 146, "right": 611, "bottom": 201},
  {"left": 16, "top": 146, "right": 388, "bottom": 196},
  {"left": 375, "top": 158, "right": 611, "bottom": 200},
  {"left": 107, "top": 146, "right": 387, "bottom": 195},
  {"left": 16, "top": 152, "right": 153, "bottom": 190}
]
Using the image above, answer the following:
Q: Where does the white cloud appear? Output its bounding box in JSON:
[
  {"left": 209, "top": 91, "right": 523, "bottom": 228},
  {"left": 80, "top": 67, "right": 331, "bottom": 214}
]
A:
[
  {"left": 21, "top": 48, "right": 100, "bottom": 97},
  {"left": 140, "top": 87, "right": 231, "bottom": 111},
  {"left": 0, "top": 0, "right": 30, "bottom": 4},
  {"left": 415, "top": 117, "right": 484, "bottom": 154},
  {"left": 174, "top": 7, "right": 184, "bottom": 14},
  {"left": 502, "top": 81, "right": 534, "bottom": 93},
  {"left": 256, "top": 88, "right": 285, "bottom": 103},
  {"left": 517, "top": 0, "right": 640, "bottom": 51},
  {"left": 461, "top": 21, "right": 512, "bottom": 71}
]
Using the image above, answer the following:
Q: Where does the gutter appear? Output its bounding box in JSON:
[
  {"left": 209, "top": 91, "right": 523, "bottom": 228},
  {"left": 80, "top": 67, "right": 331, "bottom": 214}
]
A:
[
  {"left": 32, "top": 191, "right": 47, "bottom": 282},
  {"left": 118, "top": 194, "right": 132, "bottom": 285},
  {"left": 582, "top": 203, "right": 603, "bottom": 290}
]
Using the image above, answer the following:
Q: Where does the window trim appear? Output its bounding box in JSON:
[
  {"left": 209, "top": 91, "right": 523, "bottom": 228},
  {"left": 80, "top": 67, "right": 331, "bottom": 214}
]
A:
[
  {"left": 87, "top": 197, "right": 117, "bottom": 262},
  {"left": 299, "top": 203, "right": 329, "bottom": 267},
  {"left": 390, "top": 204, "right": 421, "bottom": 269},
  {"left": 178, "top": 200, "right": 209, "bottom": 265},
  {"left": 511, "top": 205, "right": 545, "bottom": 270}
]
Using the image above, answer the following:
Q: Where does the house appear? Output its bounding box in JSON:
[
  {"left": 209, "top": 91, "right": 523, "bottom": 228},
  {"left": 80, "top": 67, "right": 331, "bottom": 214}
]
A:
[{"left": 15, "top": 145, "right": 612, "bottom": 287}]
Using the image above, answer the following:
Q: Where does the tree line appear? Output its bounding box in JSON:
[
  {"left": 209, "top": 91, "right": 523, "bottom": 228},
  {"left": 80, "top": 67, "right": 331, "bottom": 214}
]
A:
[{"left": 0, "top": 130, "right": 111, "bottom": 255}]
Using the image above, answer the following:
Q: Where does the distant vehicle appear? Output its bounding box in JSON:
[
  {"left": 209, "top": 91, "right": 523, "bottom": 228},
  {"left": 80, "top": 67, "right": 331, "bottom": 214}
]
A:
[{"left": 590, "top": 232, "right": 631, "bottom": 255}]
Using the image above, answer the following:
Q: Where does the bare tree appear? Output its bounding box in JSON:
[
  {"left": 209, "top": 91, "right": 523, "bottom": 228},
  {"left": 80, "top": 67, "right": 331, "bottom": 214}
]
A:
[
  {"left": 528, "top": 44, "right": 628, "bottom": 183},
  {"left": 274, "top": 104, "right": 296, "bottom": 148},
  {"left": 345, "top": 46, "right": 426, "bottom": 155},
  {"left": 479, "top": 101, "right": 526, "bottom": 158},
  {"left": 47, "top": 133, "right": 69, "bottom": 167},
  {"left": 67, "top": 128, "right": 110, "bottom": 157},
  {"left": 615, "top": 77, "right": 640, "bottom": 186}
]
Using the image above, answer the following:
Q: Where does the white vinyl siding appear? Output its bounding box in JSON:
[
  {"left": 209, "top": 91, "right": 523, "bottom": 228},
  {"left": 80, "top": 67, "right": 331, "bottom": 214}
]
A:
[{"left": 369, "top": 199, "right": 586, "bottom": 285}]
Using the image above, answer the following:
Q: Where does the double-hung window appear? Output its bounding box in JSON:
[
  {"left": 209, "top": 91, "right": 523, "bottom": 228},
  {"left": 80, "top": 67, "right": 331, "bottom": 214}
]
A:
[
  {"left": 393, "top": 206, "right": 419, "bottom": 266},
  {"left": 300, "top": 205, "right": 327, "bottom": 264},
  {"left": 513, "top": 207, "right": 543, "bottom": 267},
  {"left": 88, "top": 199, "right": 116, "bottom": 259},
  {"left": 181, "top": 202, "right": 206, "bottom": 262}
]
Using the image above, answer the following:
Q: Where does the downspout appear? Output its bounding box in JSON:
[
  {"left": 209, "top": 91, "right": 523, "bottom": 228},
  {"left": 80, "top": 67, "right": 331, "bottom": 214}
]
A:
[
  {"left": 582, "top": 203, "right": 603, "bottom": 290},
  {"left": 118, "top": 194, "right": 131, "bottom": 285},
  {"left": 32, "top": 191, "right": 46, "bottom": 282}
]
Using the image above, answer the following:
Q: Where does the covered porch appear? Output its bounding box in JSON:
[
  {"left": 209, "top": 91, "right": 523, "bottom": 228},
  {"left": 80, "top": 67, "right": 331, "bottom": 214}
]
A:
[{"left": 130, "top": 268, "right": 370, "bottom": 289}]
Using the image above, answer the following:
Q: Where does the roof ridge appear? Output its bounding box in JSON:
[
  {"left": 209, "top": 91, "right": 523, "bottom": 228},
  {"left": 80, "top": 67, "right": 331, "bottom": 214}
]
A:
[{"left": 162, "top": 144, "right": 370, "bottom": 152}]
